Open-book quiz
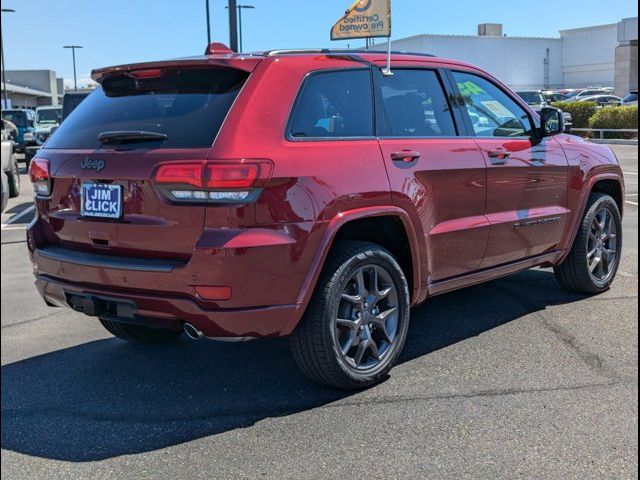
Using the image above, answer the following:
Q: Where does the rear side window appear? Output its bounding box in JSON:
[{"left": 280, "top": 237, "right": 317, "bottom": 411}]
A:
[
  {"left": 453, "top": 71, "right": 533, "bottom": 138},
  {"left": 380, "top": 69, "right": 456, "bottom": 137},
  {"left": 288, "top": 69, "right": 373, "bottom": 139},
  {"left": 46, "top": 68, "right": 249, "bottom": 149}
]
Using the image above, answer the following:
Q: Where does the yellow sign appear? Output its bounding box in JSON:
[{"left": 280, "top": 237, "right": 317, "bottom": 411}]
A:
[{"left": 330, "top": 0, "right": 391, "bottom": 41}]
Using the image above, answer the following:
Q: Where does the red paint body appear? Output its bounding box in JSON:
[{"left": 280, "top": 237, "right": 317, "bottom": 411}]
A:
[{"left": 27, "top": 51, "right": 624, "bottom": 338}]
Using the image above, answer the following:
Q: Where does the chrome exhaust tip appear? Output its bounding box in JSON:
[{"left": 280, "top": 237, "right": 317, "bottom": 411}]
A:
[{"left": 183, "top": 323, "right": 204, "bottom": 340}]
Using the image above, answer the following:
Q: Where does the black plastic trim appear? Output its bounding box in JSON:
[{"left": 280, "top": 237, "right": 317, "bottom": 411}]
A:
[{"left": 37, "top": 245, "right": 186, "bottom": 272}]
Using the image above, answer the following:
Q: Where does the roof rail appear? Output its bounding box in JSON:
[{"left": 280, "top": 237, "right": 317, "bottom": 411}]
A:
[{"left": 264, "top": 49, "right": 436, "bottom": 58}]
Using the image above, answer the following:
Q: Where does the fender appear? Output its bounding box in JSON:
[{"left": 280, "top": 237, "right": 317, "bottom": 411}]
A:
[
  {"left": 556, "top": 169, "right": 625, "bottom": 263},
  {"left": 282, "top": 206, "right": 426, "bottom": 335}
]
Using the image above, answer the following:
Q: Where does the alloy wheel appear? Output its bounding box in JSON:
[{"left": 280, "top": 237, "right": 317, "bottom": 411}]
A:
[
  {"left": 333, "top": 265, "right": 400, "bottom": 371},
  {"left": 587, "top": 207, "right": 618, "bottom": 283}
]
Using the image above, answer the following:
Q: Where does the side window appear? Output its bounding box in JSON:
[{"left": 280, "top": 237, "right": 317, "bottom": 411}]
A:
[
  {"left": 288, "top": 69, "right": 373, "bottom": 139},
  {"left": 452, "top": 71, "right": 533, "bottom": 138},
  {"left": 380, "top": 69, "right": 456, "bottom": 137}
]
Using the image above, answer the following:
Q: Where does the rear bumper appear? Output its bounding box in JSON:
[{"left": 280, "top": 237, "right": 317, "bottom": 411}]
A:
[
  {"left": 27, "top": 217, "right": 325, "bottom": 338},
  {"left": 35, "top": 274, "right": 301, "bottom": 338}
]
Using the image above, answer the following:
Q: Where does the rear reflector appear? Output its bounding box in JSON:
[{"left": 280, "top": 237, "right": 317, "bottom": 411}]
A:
[
  {"left": 28, "top": 158, "right": 51, "bottom": 196},
  {"left": 195, "top": 286, "right": 232, "bottom": 301}
]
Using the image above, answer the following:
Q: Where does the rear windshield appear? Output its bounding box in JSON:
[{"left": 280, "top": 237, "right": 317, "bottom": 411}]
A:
[
  {"left": 37, "top": 108, "right": 62, "bottom": 123},
  {"left": 2, "top": 111, "right": 27, "bottom": 128},
  {"left": 47, "top": 68, "right": 249, "bottom": 149}
]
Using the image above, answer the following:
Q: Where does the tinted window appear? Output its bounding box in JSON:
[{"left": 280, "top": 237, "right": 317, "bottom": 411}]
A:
[
  {"left": 545, "top": 93, "right": 567, "bottom": 103},
  {"left": 289, "top": 70, "right": 373, "bottom": 138},
  {"left": 2, "top": 111, "right": 27, "bottom": 128},
  {"left": 453, "top": 71, "right": 533, "bottom": 138},
  {"left": 47, "top": 68, "right": 249, "bottom": 149},
  {"left": 380, "top": 70, "right": 456, "bottom": 137},
  {"left": 516, "top": 91, "right": 545, "bottom": 105}
]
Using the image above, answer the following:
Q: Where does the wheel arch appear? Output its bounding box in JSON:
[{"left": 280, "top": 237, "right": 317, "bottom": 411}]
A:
[
  {"left": 558, "top": 172, "right": 625, "bottom": 263},
  {"left": 292, "top": 207, "right": 424, "bottom": 331},
  {"left": 591, "top": 178, "right": 624, "bottom": 215}
]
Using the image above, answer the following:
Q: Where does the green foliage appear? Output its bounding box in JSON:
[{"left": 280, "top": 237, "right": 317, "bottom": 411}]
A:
[
  {"left": 589, "top": 106, "right": 638, "bottom": 139},
  {"left": 551, "top": 101, "right": 599, "bottom": 128}
]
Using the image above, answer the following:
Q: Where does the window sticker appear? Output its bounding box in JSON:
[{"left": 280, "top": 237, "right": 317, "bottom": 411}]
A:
[{"left": 480, "top": 100, "right": 513, "bottom": 118}]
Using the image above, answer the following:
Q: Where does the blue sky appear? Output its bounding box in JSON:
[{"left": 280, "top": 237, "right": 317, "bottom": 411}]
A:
[{"left": 2, "top": 0, "right": 637, "bottom": 87}]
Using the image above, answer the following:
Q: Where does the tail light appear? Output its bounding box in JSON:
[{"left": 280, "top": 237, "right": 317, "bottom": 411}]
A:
[
  {"left": 153, "top": 160, "right": 273, "bottom": 204},
  {"left": 28, "top": 158, "right": 51, "bottom": 196}
]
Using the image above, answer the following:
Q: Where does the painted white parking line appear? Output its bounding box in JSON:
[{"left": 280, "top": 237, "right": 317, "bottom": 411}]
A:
[
  {"left": 626, "top": 201, "right": 638, "bottom": 206},
  {"left": 1, "top": 205, "right": 35, "bottom": 229},
  {"left": 623, "top": 171, "right": 638, "bottom": 175}
]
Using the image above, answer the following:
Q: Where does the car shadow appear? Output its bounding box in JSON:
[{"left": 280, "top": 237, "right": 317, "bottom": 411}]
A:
[
  {"left": 3, "top": 202, "right": 33, "bottom": 216},
  {"left": 1, "top": 268, "right": 590, "bottom": 461}
]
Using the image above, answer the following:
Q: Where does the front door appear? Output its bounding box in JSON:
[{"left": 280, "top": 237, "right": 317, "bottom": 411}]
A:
[
  {"left": 450, "top": 70, "right": 569, "bottom": 268},
  {"left": 375, "top": 67, "right": 489, "bottom": 283}
]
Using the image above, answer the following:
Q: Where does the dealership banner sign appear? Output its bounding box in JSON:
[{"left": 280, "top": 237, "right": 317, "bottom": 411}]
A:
[{"left": 330, "top": 0, "right": 391, "bottom": 40}]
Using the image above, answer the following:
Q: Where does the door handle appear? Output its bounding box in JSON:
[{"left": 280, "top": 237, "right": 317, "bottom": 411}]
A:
[
  {"left": 488, "top": 149, "right": 511, "bottom": 164},
  {"left": 391, "top": 150, "right": 421, "bottom": 163}
]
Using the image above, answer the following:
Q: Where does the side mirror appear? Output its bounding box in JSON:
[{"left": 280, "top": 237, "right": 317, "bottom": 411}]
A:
[{"left": 539, "top": 107, "right": 565, "bottom": 137}]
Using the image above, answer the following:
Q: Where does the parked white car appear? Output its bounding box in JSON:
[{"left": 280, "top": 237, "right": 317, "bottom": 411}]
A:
[
  {"left": 578, "top": 95, "right": 623, "bottom": 108},
  {"left": 26, "top": 105, "right": 63, "bottom": 161}
]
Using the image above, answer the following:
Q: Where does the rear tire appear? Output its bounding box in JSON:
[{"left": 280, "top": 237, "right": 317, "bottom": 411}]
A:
[
  {"left": 7, "top": 157, "right": 20, "bottom": 198},
  {"left": 99, "top": 318, "right": 182, "bottom": 344},
  {"left": 290, "top": 241, "right": 410, "bottom": 389},
  {"left": 554, "top": 193, "right": 622, "bottom": 294}
]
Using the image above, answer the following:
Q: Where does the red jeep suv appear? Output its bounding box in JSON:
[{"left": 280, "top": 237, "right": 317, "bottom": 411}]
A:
[{"left": 27, "top": 46, "right": 624, "bottom": 389}]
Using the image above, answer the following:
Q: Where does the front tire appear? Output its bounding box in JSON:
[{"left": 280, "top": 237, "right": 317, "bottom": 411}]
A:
[
  {"left": 99, "top": 318, "right": 182, "bottom": 344},
  {"left": 554, "top": 193, "right": 622, "bottom": 294},
  {"left": 291, "top": 241, "right": 410, "bottom": 389}
]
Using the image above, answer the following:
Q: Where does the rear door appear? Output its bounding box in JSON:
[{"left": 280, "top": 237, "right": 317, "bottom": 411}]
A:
[
  {"left": 449, "top": 70, "right": 569, "bottom": 268},
  {"left": 375, "top": 66, "right": 489, "bottom": 283},
  {"left": 38, "top": 67, "right": 251, "bottom": 259}
]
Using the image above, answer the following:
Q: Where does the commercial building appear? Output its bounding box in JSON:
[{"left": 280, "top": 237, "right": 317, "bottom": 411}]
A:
[
  {"left": 1, "top": 70, "right": 64, "bottom": 109},
  {"left": 370, "top": 17, "right": 638, "bottom": 95}
]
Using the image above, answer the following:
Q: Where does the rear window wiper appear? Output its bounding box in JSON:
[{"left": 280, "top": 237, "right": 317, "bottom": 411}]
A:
[{"left": 98, "top": 130, "right": 168, "bottom": 145}]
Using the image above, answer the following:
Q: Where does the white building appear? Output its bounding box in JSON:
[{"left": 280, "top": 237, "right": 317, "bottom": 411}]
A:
[
  {"left": 1, "top": 70, "right": 64, "bottom": 109},
  {"left": 371, "top": 18, "right": 638, "bottom": 95}
]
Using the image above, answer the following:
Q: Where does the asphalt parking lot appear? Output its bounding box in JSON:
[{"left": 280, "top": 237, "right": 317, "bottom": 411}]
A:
[{"left": 1, "top": 145, "right": 637, "bottom": 479}]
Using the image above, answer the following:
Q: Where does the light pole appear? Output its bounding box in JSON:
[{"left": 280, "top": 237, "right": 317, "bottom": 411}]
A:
[
  {"left": 237, "top": 5, "right": 255, "bottom": 53},
  {"left": 205, "top": 0, "right": 211, "bottom": 44},
  {"left": 228, "top": 0, "right": 238, "bottom": 52},
  {"left": 63, "top": 45, "right": 83, "bottom": 91},
  {"left": 226, "top": 4, "right": 255, "bottom": 53},
  {"left": 1, "top": 8, "right": 15, "bottom": 109}
]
